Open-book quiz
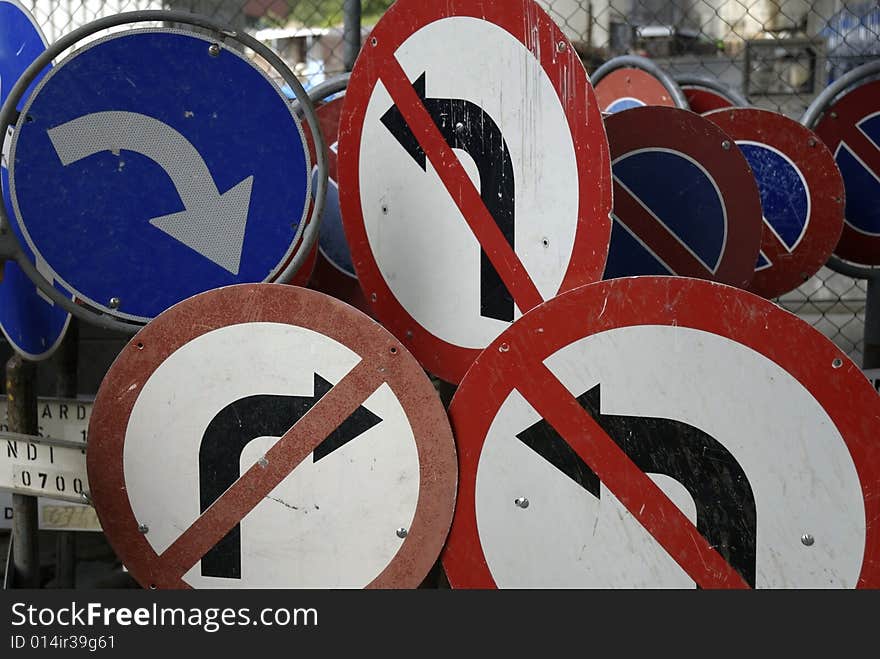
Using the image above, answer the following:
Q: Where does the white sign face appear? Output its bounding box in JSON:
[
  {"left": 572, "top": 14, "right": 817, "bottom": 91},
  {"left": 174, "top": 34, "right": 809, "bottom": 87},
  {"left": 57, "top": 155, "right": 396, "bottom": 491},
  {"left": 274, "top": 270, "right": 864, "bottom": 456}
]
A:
[
  {"left": 1, "top": 435, "right": 89, "bottom": 503},
  {"left": 359, "top": 17, "right": 579, "bottom": 348},
  {"left": 122, "top": 322, "right": 420, "bottom": 589},
  {"left": 0, "top": 493, "right": 100, "bottom": 532},
  {"left": 0, "top": 397, "right": 92, "bottom": 444},
  {"left": 475, "top": 326, "right": 865, "bottom": 588}
]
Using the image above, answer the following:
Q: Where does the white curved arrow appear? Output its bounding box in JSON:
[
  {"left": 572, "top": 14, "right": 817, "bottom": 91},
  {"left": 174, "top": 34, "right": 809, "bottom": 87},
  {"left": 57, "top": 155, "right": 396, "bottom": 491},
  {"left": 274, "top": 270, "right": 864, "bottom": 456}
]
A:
[{"left": 47, "top": 111, "right": 253, "bottom": 275}]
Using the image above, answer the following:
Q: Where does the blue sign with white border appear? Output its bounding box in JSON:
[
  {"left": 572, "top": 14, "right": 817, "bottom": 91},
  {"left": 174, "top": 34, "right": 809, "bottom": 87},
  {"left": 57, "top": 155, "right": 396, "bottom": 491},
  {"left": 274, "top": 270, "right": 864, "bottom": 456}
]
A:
[
  {"left": 9, "top": 29, "right": 311, "bottom": 322},
  {"left": 0, "top": 0, "right": 71, "bottom": 360}
]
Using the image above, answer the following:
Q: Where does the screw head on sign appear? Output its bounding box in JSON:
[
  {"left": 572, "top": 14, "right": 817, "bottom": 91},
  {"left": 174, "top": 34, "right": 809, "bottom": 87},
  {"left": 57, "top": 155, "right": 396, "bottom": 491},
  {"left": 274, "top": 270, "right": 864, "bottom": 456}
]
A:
[
  {"left": 499, "top": 342, "right": 510, "bottom": 353},
  {"left": 455, "top": 122, "right": 465, "bottom": 135},
  {"left": 396, "top": 527, "right": 408, "bottom": 539},
  {"left": 108, "top": 297, "right": 121, "bottom": 309},
  {"left": 138, "top": 524, "right": 149, "bottom": 534},
  {"left": 371, "top": 37, "right": 378, "bottom": 47},
  {"left": 556, "top": 41, "right": 566, "bottom": 52},
  {"left": 208, "top": 43, "right": 220, "bottom": 57},
  {"left": 832, "top": 358, "right": 843, "bottom": 369},
  {"left": 807, "top": 138, "right": 816, "bottom": 147},
  {"left": 830, "top": 111, "right": 838, "bottom": 119},
  {"left": 801, "top": 534, "right": 815, "bottom": 547},
  {"left": 722, "top": 140, "right": 731, "bottom": 151},
  {"left": 514, "top": 497, "right": 529, "bottom": 509}
]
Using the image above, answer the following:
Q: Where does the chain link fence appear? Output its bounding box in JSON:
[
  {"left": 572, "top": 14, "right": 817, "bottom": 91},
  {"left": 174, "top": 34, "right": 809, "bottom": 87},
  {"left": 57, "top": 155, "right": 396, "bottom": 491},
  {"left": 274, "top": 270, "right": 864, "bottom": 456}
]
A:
[{"left": 19, "top": 0, "right": 879, "bottom": 365}]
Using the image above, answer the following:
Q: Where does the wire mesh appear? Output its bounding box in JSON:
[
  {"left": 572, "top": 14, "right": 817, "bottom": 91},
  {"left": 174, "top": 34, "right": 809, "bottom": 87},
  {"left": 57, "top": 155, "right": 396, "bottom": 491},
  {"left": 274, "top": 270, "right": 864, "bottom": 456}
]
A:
[{"left": 21, "top": 0, "right": 879, "bottom": 366}]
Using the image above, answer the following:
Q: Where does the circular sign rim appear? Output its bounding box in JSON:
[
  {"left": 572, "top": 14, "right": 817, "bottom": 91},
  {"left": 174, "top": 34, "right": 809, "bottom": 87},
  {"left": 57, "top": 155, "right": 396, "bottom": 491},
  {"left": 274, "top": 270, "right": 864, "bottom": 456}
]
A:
[
  {"left": 604, "top": 105, "right": 763, "bottom": 288},
  {"left": 338, "top": 0, "right": 613, "bottom": 385},
  {"left": 8, "top": 27, "right": 313, "bottom": 324},
  {"left": 704, "top": 106, "right": 845, "bottom": 299},
  {"left": 595, "top": 68, "right": 678, "bottom": 111},
  {"left": 86, "top": 283, "right": 458, "bottom": 589},
  {"left": 809, "top": 79, "right": 880, "bottom": 267},
  {"left": 442, "top": 276, "right": 880, "bottom": 588}
]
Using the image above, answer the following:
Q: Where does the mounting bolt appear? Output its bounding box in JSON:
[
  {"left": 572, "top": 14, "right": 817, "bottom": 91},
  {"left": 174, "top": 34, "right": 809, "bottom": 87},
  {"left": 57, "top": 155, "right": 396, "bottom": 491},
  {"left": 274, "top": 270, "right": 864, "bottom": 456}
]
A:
[
  {"left": 830, "top": 111, "right": 838, "bottom": 119},
  {"left": 108, "top": 297, "right": 121, "bottom": 309},
  {"left": 208, "top": 43, "right": 221, "bottom": 57},
  {"left": 807, "top": 138, "right": 816, "bottom": 147},
  {"left": 396, "top": 527, "right": 408, "bottom": 539},
  {"left": 721, "top": 140, "right": 731, "bottom": 150},
  {"left": 832, "top": 357, "right": 843, "bottom": 369},
  {"left": 499, "top": 342, "right": 510, "bottom": 353},
  {"left": 514, "top": 497, "right": 529, "bottom": 509},
  {"left": 556, "top": 40, "right": 566, "bottom": 52},
  {"left": 138, "top": 524, "right": 149, "bottom": 534},
  {"left": 455, "top": 122, "right": 465, "bottom": 135},
  {"left": 801, "top": 534, "right": 815, "bottom": 546}
]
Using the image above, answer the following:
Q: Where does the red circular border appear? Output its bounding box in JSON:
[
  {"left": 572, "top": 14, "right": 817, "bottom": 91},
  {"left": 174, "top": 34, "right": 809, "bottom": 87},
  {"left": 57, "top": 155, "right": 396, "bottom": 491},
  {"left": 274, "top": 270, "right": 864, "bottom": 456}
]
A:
[
  {"left": 813, "top": 80, "right": 880, "bottom": 266},
  {"left": 338, "top": 0, "right": 612, "bottom": 384},
  {"left": 87, "top": 283, "right": 458, "bottom": 589},
  {"left": 681, "top": 85, "right": 734, "bottom": 114},
  {"left": 706, "top": 107, "right": 844, "bottom": 299},
  {"left": 441, "top": 276, "right": 880, "bottom": 588},
  {"left": 604, "top": 106, "right": 763, "bottom": 288},
  {"left": 595, "top": 68, "right": 675, "bottom": 110}
]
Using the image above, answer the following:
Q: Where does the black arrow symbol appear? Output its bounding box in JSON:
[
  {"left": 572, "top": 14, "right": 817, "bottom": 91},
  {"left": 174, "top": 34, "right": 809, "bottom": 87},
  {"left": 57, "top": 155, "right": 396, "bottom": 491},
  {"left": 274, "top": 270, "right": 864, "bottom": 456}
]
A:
[
  {"left": 381, "top": 72, "right": 516, "bottom": 323},
  {"left": 197, "top": 373, "right": 383, "bottom": 579},
  {"left": 516, "top": 384, "right": 757, "bottom": 587}
]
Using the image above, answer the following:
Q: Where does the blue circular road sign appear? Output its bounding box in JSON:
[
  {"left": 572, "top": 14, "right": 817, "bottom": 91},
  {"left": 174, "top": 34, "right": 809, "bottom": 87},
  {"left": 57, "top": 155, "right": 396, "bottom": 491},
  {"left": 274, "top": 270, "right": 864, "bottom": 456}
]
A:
[
  {"left": 0, "top": 0, "right": 71, "bottom": 360},
  {"left": 9, "top": 29, "right": 311, "bottom": 322}
]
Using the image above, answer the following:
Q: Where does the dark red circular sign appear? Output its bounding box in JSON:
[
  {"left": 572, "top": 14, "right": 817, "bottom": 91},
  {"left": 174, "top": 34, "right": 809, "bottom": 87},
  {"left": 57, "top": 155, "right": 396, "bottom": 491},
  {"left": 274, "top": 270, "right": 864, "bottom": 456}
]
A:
[
  {"left": 812, "top": 79, "right": 880, "bottom": 267},
  {"left": 87, "top": 284, "right": 457, "bottom": 589},
  {"left": 706, "top": 107, "right": 844, "bottom": 299},
  {"left": 338, "top": 0, "right": 611, "bottom": 384},
  {"left": 594, "top": 68, "right": 676, "bottom": 112},
  {"left": 442, "top": 277, "right": 880, "bottom": 588},
  {"left": 603, "top": 106, "right": 763, "bottom": 288}
]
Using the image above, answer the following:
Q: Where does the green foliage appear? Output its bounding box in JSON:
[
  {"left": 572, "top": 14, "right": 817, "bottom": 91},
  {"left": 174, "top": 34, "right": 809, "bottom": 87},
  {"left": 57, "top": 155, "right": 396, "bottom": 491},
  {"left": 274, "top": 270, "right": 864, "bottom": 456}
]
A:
[{"left": 285, "top": 0, "right": 394, "bottom": 28}]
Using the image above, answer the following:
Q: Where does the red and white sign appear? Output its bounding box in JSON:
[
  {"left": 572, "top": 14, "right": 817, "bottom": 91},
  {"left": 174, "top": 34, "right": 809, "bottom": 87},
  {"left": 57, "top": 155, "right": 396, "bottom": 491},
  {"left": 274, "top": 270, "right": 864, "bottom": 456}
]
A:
[
  {"left": 594, "top": 68, "right": 676, "bottom": 112},
  {"left": 338, "top": 0, "right": 612, "bottom": 384},
  {"left": 443, "top": 277, "right": 880, "bottom": 588},
  {"left": 812, "top": 79, "right": 880, "bottom": 267},
  {"left": 87, "top": 284, "right": 457, "bottom": 589},
  {"left": 706, "top": 108, "right": 844, "bottom": 299}
]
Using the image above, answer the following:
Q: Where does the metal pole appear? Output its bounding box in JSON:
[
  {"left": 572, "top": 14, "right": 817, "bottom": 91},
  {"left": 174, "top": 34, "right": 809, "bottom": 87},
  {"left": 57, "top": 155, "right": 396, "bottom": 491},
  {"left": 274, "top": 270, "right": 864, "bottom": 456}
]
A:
[
  {"left": 863, "top": 275, "right": 880, "bottom": 369},
  {"left": 343, "top": 0, "right": 362, "bottom": 72},
  {"left": 53, "top": 320, "right": 79, "bottom": 588},
  {"left": 7, "top": 354, "right": 39, "bottom": 588}
]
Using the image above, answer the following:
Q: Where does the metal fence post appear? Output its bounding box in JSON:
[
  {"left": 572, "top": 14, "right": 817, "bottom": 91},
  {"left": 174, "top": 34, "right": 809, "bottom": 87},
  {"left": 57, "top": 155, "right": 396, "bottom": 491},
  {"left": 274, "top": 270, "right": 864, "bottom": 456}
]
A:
[
  {"left": 343, "top": 0, "right": 362, "bottom": 72},
  {"left": 54, "top": 319, "right": 79, "bottom": 588},
  {"left": 7, "top": 354, "right": 39, "bottom": 588},
  {"left": 863, "top": 275, "right": 880, "bottom": 370}
]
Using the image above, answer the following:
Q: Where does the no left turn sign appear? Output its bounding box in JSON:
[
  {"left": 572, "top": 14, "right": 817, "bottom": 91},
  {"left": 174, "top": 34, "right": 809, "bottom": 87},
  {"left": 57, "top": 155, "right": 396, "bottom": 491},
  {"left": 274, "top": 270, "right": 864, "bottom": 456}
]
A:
[
  {"left": 338, "top": 0, "right": 612, "bottom": 384},
  {"left": 87, "top": 284, "right": 457, "bottom": 589},
  {"left": 442, "top": 277, "right": 880, "bottom": 588}
]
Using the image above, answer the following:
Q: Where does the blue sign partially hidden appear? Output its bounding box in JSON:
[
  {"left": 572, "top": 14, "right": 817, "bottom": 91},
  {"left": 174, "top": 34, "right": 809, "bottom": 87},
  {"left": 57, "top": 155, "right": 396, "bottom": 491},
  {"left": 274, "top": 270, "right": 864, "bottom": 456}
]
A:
[
  {"left": 9, "top": 29, "right": 311, "bottom": 322},
  {"left": 0, "top": 0, "right": 70, "bottom": 360},
  {"left": 737, "top": 143, "right": 809, "bottom": 270}
]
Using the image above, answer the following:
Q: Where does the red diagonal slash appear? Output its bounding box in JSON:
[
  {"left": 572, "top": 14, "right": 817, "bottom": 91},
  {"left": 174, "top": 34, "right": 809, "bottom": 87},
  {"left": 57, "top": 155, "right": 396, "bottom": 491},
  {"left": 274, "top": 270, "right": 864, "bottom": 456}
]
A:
[
  {"left": 840, "top": 121, "right": 880, "bottom": 179},
  {"left": 377, "top": 55, "right": 545, "bottom": 314},
  {"left": 516, "top": 360, "right": 751, "bottom": 589},
  {"left": 613, "top": 178, "right": 715, "bottom": 279},
  {"left": 156, "top": 359, "right": 384, "bottom": 580}
]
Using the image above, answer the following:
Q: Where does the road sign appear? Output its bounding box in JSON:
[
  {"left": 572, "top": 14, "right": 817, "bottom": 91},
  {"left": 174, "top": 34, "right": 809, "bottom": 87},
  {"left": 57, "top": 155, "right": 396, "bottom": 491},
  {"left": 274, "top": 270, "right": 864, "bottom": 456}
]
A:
[
  {"left": 1, "top": 432, "right": 88, "bottom": 503},
  {"left": 307, "top": 94, "right": 373, "bottom": 313},
  {"left": 591, "top": 55, "right": 687, "bottom": 113},
  {"left": 87, "top": 283, "right": 457, "bottom": 589},
  {"left": 602, "top": 106, "right": 763, "bottom": 288},
  {"left": 705, "top": 108, "right": 844, "bottom": 299},
  {"left": 442, "top": 277, "right": 880, "bottom": 588},
  {"left": 809, "top": 79, "right": 880, "bottom": 266},
  {"left": 338, "top": 0, "right": 612, "bottom": 383},
  {"left": 0, "top": 1, "right": 72, "bottom": 359},
  {"left": 674, "top": 73, "right": 749, "bottom": 114},
  {"left": 8, "top": 28, "right": 312, "bottom": 323}
]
